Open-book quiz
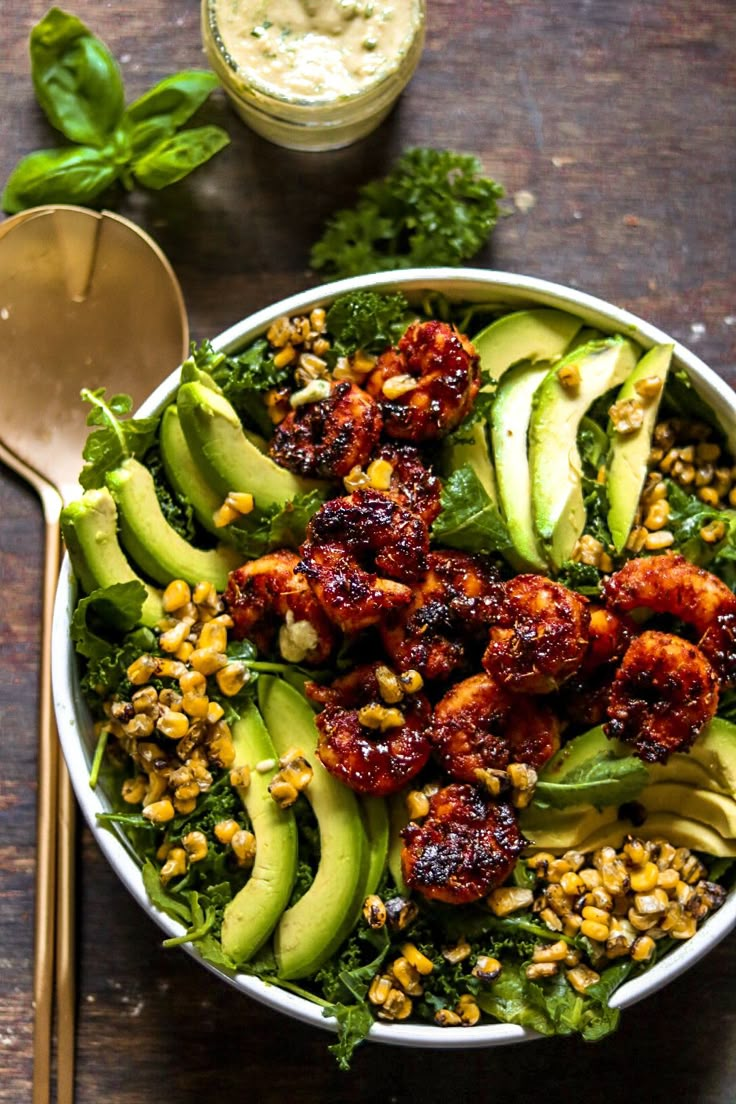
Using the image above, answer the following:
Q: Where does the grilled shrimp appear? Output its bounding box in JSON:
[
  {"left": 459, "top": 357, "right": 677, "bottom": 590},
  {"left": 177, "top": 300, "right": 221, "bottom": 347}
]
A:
[
  {"left": 366, "top": 320, "right": 481, "bottom": 441},
  {"left": 370, "top": 442, "right": 443, "bottom": 526},
  {"left": 381, "top": 551, "right": 504, "bottom": 680},
  {"left": 306, "top": 663, "right": 432, "bottom": 795},
  {"left": 224, "top": 551, "right": 336, "bottom": 664},
  {"left": 561, "top": 606, "right": 637, "bottom": 726},
  {"left": 298, "top": 489, "right": 429, "bottom": 633},
  {"left": 483, "top": 575, "right": 591, "bottom": 694},
  {"left": 401, "top": 784, "right": 526, "bottom": 904},
  {"left": 430, "top": 673, "right": 561, "bottom": 782},
  {"left": 606, "top": 630, "right": 719, "bottom": 762},
  {"left": 269, "top": 380, "right": 382, "bottom": 478},
  {"left": 602, "top": 552, "right": 736, "bottom": 686}
]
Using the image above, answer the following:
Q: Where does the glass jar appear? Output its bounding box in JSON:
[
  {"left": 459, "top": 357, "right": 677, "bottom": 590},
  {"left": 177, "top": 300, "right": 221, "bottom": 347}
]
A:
[{"left": 201, "top": 0, "right": 426, "bottom": 152}]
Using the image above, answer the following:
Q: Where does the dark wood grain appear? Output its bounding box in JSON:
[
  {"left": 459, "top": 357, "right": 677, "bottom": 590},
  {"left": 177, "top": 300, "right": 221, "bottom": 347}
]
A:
[{"left": 1, "top": 1, "right": 735, "bottom": 1100}]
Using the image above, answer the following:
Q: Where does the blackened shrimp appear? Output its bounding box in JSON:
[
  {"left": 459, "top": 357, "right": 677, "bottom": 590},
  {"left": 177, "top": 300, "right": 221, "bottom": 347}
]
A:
[
  {"left": 369, "top": 442, "right": 443, "bottom": 526},
  {"left": 430, "top": 673, "right": 560, "bottom": 782},
  {"left": 298, "top": 489, "right": 429, "bottom": 633},
  {"left": 606, "top": 630, "right": 719, "bottom": 762},
  {"left": 561, "top": 606, "right": 637, "bottom": 726},
  {"left": 366, "top": 320, "right": 480, "bottom": 441},
  {"left": 381, "top": 551, "right": 504, "bottom": 680},
  {"left": 224, "top": 550, "right": 336, "bottom": 664},
  {"left": 603, "top": 552, "right": 736, "bottom": 687},
  {"left": 306, "top": 663, "right": 432, "bottom": 795},
  {"left": 483, "top": 575, "right": 591, "bottom": 694},
  {"left": 269, "top": 380, "right": 382, "bottom": 478},
  {"left": 401, "top": 784, "right": 526, "bottom": 904}
]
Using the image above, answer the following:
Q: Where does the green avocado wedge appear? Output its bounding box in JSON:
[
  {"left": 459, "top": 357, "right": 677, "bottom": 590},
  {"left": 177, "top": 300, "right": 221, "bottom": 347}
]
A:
[
  {"left": 257, "top": 676, "right": 369, "bottom": 980},
  {"left": 387, "top": 791, "right": 410, "bottom": 896},
  {"left": 472, "top": 308, "right": 584, "bottom": 383},
  {"left": 105, "top": 458, "right": 240, "bottom": 590},
  {"left": 442, "top": 422, "right": 498, "bottom": 503},
  {"left": 176, "top": 380, "right": 321, "bottom": 510},
  {"left": 221, "top": 701, "right": 298, "bottom": 964},
  {"left": 490, "top": 360, "right": 553, "bottom": 572},
  {"left": 607, "top": 343, "right": 673, "bottom": 552},
  {"left": 361, "top": 795, "right": 390, "bottom": 897},
  {"left": 159, "top": 405, "right": 225, "bottom": 539},
  {"left": 529, "top": 337, "right": 640, "bottom": 568},
  {"left": 60, "top": 486, "right": 163, "bottom": 627}
]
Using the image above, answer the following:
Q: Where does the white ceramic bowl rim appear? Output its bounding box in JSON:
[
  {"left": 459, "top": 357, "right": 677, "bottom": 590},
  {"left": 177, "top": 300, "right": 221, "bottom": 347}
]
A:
[{"left": 52, "top": 267, "right": 736, "bottom": 1050}]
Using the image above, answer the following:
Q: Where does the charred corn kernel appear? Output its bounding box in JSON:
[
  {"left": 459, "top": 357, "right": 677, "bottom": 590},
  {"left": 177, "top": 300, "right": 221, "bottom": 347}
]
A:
[
  {"left": 176, "top": 641, "right": 195, "bottom": 663},
  {"left": 434, "top": 1008, "right": 462, "bottom": 1027},
  {"left": 700, "top": 485, "right": 722, "bottom": 507},
  {"left": 273, "top": 343, "right": 296, "bottom": 368},
  {"left": 121, "top": 775, "right": 148, "bottom": 804},
  {"left": 539, "top": 908, "right": 563, "bottom": 932},
  {"left": 626, "top": 525, "right": 648, "bottom": 553},
  {"left": 267, "top": 315, "right": 292, "bottom": 347},
  {"left": 628, "top": 909, "right": 659, "bottom": 932},
  {"left": 193, "top": 580, "right": 218, "bottom": 608},
  {"left": 695, "top": 462, "right": 715, "bottom": 487},
  {"left": 279, "top": 755, "right": 313, "bottom": 792},
  {"left": 671, "top": 916, "right": 698, "bottom": 940},
  {"left": 143, "top": 798, "right": 175, "bottom": 824},
  {"left": 177, "top": 796, "right": 199, "bottom": 817},
  {"left": 645, "top": 529, "right": 675, "bottom": 550},
  {"left": 290, "top": 379, "right": 332, "bottom": 407},
  {"left": 269, "top": 777, "right": 299, "bottom": 808},
  {"left": 701, "top": 519, "right": 726, "bottom": 543},
  {"left": 379, "top": 989, "right": 412, "bottom": 1021},
  {"left": 610, "top": 397, "right": 644, "bottom": 434},
  {"left": 160, "top": 847, "right": 187, "bottom": 883},
  {"left": 363, "top": 895, "right": 387, "bottom": 930},
  {"left": 657, "top": 868, "right": 680, "bottom": 891},
  {"left": 385, "top": 896, "right": 419, "bottom": 931},
  {"left": 208, "top": 726, "right": 236, "bottom": 769},
  {"left": 679, "top": 444, "right": 696, "bottom": 463},
  {"left": 214, "top": 819, "right": 240, "bottom": 845},
  {"left": 527, "top": 851, "right": 555, "bottom": 872},
  {"left": 507, "top": 762, "right": 537, "bottom": 808},
  {"left": 392, "top": 957, "right": 423, "bottom": 996},
  {"left": 180, "top": 670, "right": 207, "bottom": 696},
  {"left": 343, "top": 465, "right": 370, "bottom": 492},
  {"left": 532, "top": 940, "right": 568, "bottom": 964},
  {"left": 696, "top": 441, "right": 721, "bottom": 462},
  {"left": 206, "top": 701, "right": 225, "bottom": 724},
  {"left": 181, "top": 693, "right": 210, "bottom": 719},
  {"left": 132, "top": 685, "right": 159, "bottom": 714},
  {"left": 163, "top": 579, "right": 191, "bottom": 613},
  {"left": 375, "top": 664, "right": 404, "bottom": 703},
  {"left": 442, "top": 938, "right": 471, "bottom": 965},
  {"left": 558, "top": 361, "right": 580, "bottom": 389},
  {"left": 526, "top": 962, "right": 558, "bottom": 980},
  {"left": 127, "top": 654, "right": 159, "bottom": 685},
  {"left": 644, "top": 501, "right": 670, "bottom": 530},
  {"left": 560, "top": 871, "right": 586, "bottom": 896},
  {"left": 159, "top": 689, "right": 184, "bottom": 713},
  {"left": 368, "top": 974, "right": 393, "bottom": 1006},
  {"left": 213, "top": 502, "right": 239, "bottom": 527},
  {"left": 292, "top": 316, "right": 311, "bottom": 344},
  {"left": 231, "top": 829, "right": 256, "bottom": 867},
  {"left": 634, "top": 374, "right": 664, "bottom": 401},
  {"left": 159, "top": 619, "right": 192, "bottom": 653},
  {"left": 399, "top": 669, "right": 424, "bottom": 694},
  {"left": 401, "top": 943, "right": 434, "bottom": 976},
  {"left": 312, "top": 337, "right": 330, "bottom": 356},
  {"left": 545, "top": 858, "right": 572, "bottom": 882},
  {"left": 124, "top": 714, "right": 155, "bottom": 739},
  {"left": 472, "top": 956, "right": 502, "bottom": 983},
  {"left": 623, "top": 837, "right": 649, "bottom": 865},
  {"left": 487, "top": 886, "right": 534, "bottom": 916},
  {"left": 156, "top": 839, "right": 172, "bottom": 862},
  {"left": 456, "top": 996, "right": 481, "bottom": 1026},
  {"left": 216, "top": 661, "right": 248, "bottom": 697},
  {"left": 297, "top": 352, "right": 328, "bottom": 380},
  {"left": 580, "top": 919, "right": 609, "bottom": 942},
  {"left": 357, "top": 703, "right": 404, "bottom": 730},
  {"left": 142, "top": 773, "right": 168, "bottom": 806},
  {"left": 405, "top": 789, "right": 430, "bottom": 820},
  {"left": 157, "top": 708, "right": 190, "bottom": 741},
  {"left": 631, "top": 934, "right": 656, "bottom": 962},
  {"left": 563, "top": 914, "right": 583, "bottom": 938},
  {"left": 673, "top": 849, "right": 706, "bottom": 883},
  {"left": 382, "top": 373, "right": 418, "bottom": 400},
  {"left": 182, "top": 830, "right": 208, "bottom": 863},
  {"left": 199, "top": 621, "right": 228, "bottom": 652},
  {"left": 582, "top": 905, "right": 611, "bottom": 925},
  {"left": 474, "top": 767, "right": 504, "bottom": 796},
  {"left": 676, "top": 463, "right": 696, "bottom": 486},
  {"left": 223, "top": 491, "right": 254, "bottom": 516},
  {"left": 229, "top": 764, "right": 251, "bottom": 789},
  {"left": 588, "top": 885, "right": 613, "bottom": 912},
  {"left": 629, "top": 862, "right": 659, "bottom": 892},
  {"left": 309, "top": 307, "right": 327, "bottom": 332},
  {"left": 367, "top": 458, "right": 394, "bottom": 490},
  {"left": 567, "top": 965, "right": 601, "bottom": 994},
  {"left": 190, "top": 647, "right": 228, "bottom": 675}
]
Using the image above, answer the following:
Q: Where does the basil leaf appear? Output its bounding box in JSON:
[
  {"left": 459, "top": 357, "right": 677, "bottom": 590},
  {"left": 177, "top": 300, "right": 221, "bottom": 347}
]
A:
[
  {"left": 1, "top": 146, "right": 117, "bottom": 215},
  {"left": 30, "top": 7, "right": 124, "bottom": 146},
  {"left": 124, "top": 70, "right": 220, "bottom": 130},
  {"left": 131, "top": 125, "right": 230, "bottom": 189},
  {"left": 431, "top": 464, "right": 512, "bottom": 554}
]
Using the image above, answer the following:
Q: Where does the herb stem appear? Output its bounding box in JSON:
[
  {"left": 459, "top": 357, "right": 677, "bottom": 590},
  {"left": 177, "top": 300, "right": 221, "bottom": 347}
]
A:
[{"left": 88, "top": 725, "right": 109, "bottom": 789}]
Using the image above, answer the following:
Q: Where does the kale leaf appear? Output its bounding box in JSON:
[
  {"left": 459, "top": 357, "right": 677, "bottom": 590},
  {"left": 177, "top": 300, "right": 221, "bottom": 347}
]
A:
[
  {"left": 79, "top": 388, "right": 159, "bottom": 489},
  {"left": 325, "top": 290, "right": 410, "bottom": 361},
  {"left": 226, "top": 490, "right": 327, "bottom": 559},
  {"left": 310, "top": 148, "right": 504, "bottom": 278},
  {"left": 431, "top": 465, "right": 512, "bottom": 555}
]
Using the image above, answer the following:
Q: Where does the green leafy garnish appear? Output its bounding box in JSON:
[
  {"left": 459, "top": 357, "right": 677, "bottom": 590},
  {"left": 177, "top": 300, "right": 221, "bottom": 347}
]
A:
[
  {"left": 70, "top": 580, "right": 147, "bottom": 659},
  {"left": 431, "top": 465, "right": 512, "bottom": 554},
  {"left": 310, "top": 148, "right": 504, "bottom": 278},
  {"left": 226, "top": 490, "right": 326, "bottom": 559},
  {"left": 322, "top": 1002, "right": 375, "bottom": 1071},
  {"left": 666, "top": 481, "right": 736, "bottom": 580},
  {"left": 325, "top": 291, "right": 410, "bottom": 361},
  {"left": 79, "top": 388, "right": 158, "bottom": 490},
  {"left": 533, "top": 752, "right": 650, "bottom": 810},
  {"left": 3, "top": 8, "right": 229, "bottom": 213}
]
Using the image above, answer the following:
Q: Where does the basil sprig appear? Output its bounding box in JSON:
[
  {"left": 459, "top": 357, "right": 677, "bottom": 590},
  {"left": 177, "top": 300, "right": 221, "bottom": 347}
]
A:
[{"left": 2, "top": 8, "right": 229, "bottom": 214}]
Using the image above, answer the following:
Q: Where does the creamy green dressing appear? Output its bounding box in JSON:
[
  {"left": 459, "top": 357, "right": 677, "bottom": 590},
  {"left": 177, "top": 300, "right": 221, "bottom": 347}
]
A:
[{"left": 213, "top": 0, "right": 420, "bottom": 100}]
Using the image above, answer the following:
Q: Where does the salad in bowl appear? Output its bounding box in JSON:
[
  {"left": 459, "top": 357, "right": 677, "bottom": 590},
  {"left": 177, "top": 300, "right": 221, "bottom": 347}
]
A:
[{"left": 52, "top": 269, "right": 736, "bottom": 1066}]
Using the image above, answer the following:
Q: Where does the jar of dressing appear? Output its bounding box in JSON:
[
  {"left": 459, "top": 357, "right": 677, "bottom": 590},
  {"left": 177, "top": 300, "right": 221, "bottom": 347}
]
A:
[{"left": 201, "top": 0, "right": 426, "bottom": 151}]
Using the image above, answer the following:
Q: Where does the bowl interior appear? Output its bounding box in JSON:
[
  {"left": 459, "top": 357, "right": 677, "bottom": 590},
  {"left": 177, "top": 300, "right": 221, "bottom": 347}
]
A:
[{"left": 51, "top": 267, "right": 736, "bottom": 1048}]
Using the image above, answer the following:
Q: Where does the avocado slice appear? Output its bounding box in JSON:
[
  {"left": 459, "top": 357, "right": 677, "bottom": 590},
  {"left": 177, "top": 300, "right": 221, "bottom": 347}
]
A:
[
  {"left": 60, "top": 487, "right": 163, "bottom": 627},
  {"left": 257, "top": 676, "right": 368, "bottom": 980},
  {"left": 607, "top": 344, "right": 673, "bottom": 552},
  {"left": 575, "top": 814, "right": 736, "bottom": 859},
  {"left": 472, "top": 308, "right": 584, "bottom": 382},
  {"left": 105, "top": 458, "right": 240, "bottom": 591},
  {"left": 177, "top": 381, "right": 321, "bottom": 510},
  {"left": 360, "top": 795, "right": 390, "bottom": 897},
  {"left": 529, "top": 337, "right": 640, "bottom": 568},
  {"left": 442, "top": 422, "right": 498, "bottom": 503},
  {"left": 490, "top": 360, "right": 553, "bottom": 571},
  {"left": 159, "top": 405, "right": 225, "bottom": 539},
  {"left": 687, "top": 717, "right": 736, "bottom": 794},
  {"left": 221, "top": 701, "right": 298, "bottom": 964},
  {"left": 387, "top": 791, "right": 411, "bottom": 896}
]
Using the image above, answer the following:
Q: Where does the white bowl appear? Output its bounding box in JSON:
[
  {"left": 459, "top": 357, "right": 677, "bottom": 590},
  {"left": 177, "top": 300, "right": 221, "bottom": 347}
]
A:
[{"left": 51, "top": 267, "right": 736, "bottom": 1049}]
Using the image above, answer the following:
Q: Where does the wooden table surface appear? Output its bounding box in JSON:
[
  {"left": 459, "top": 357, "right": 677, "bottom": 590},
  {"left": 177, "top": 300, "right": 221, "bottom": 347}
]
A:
[{"left": 2, "top": 1, "right": 736, "bottom": 1100}]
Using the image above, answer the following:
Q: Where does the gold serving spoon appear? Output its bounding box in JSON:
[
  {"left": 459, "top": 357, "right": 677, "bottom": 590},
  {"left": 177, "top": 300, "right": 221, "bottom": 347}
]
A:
[{"left": 0, "top": 205, "right": 188, "bottom": 1104}]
